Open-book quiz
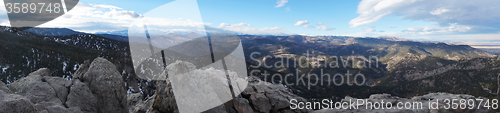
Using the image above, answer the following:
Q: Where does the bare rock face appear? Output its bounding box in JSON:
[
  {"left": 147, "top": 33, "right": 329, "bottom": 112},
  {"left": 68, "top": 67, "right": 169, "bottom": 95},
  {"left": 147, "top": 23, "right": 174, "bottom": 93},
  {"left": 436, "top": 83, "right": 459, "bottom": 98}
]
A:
[
  {"left": 1, "top": 57, "right": 128, "bottom": 113},
  {"left": 38, "top": 106, "right": 83, "bottom": 113},
  {"left": 35, "top": 101, "right": 83, "bottom": 113},
  {"left": 5, "top": 68, "right": 88, "bottom": 113},
  {"left": 44, "top": 76, "right": 72, "bottom": 103},
  {"left": 249, "top": 93, "right": 271, "bottom": 112},
  {"left": 7, "top": 68, "right": 62, "bottom": 104},
  {"left": 145, "top": 60, "right": 311, "bottom": 113},
  {"left": 150, "top": 80, "right": 179, "bottom": 113},
  {"left": 65, "top": 80, "right": 98, "bottom": 113},
  {"left": 233, "top": 98, "right": 253, "bottom": 113},
  {"left": 7, "top": 68, "right": 51, "bottom": 95},
  {"left": 77, "top": 57, "right": 127, "bottom": 113},
  {"left": 241, "top": 78, "right": 311, "bottom": 113},
  {"left": 127, "top": 93, "right": 154, "bottom": 113},
  {"left": 0, "top": 90, "right": 36, "bottom": 113}
]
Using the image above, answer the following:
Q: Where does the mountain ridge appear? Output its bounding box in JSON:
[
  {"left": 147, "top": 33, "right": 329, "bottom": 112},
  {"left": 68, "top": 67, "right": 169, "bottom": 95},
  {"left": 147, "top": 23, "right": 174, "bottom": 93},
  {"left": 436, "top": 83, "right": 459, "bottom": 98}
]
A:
[{"left": 0, "top": 25, "right": 497, "bottom": 101}]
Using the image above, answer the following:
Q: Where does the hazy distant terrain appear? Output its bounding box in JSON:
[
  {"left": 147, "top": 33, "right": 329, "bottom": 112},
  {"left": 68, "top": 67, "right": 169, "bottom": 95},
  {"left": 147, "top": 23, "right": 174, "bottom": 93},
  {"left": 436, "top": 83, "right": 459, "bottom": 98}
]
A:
[{"left": 473, "top": 45, "right": 500, "bottom": 54}]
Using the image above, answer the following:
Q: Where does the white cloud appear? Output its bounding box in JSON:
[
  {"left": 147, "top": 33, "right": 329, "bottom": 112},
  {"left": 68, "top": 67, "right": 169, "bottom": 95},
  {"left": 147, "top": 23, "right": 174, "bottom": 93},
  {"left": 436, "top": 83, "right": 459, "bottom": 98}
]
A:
[
  {"left": 316, "top": 22, "right": 335, "bottom": 31},
  {"left": 217, "top": 23, "right": 286, "bottom": 35},
  {"left": 294, "top": 20, "right": 310, "bottom": 28},
  {"left": 344, "top": 23, "right": 474, "bottom": 39},
  {"left": 350, "top": 0, "right": 500, "bottom": 31},
  {"left": 344, "top": 31, "right": 401, "bottom": 38},
  {"left": 99, "top": 9, "right": 142, "bottom": 19},
  {"left": 430, "top": 8, "right": 450, "bottom": 15},
  {"left": 363, "top": 26, "right": 376, "bottom": 32},
  {"left": 33, "top": 2, "right": 141, "bottom": 32},
  {"left": 91, "top": 4, "right": 122, "bottom": 9},
  {"left": 402, "top": 23, "right": 471, "bottom": 35},
  {"left": 275, "top": 0, "right": 288, "bottom": 8},
  {"left": 218, "top": 23, "right": 250, "bottom": 28},
  {"left": 33, "top": 2, "right": 211, "bottom": 33}
]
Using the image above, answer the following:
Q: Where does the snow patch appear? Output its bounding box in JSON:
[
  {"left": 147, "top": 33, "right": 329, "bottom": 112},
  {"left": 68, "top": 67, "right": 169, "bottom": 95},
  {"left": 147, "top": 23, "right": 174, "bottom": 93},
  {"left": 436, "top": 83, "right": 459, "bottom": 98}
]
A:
[
  {"left": 1, "top": 65, "right": 9, "bottom": 72},
  {"left": 62, "top": 61, "right": 68, "bottom": 71}
]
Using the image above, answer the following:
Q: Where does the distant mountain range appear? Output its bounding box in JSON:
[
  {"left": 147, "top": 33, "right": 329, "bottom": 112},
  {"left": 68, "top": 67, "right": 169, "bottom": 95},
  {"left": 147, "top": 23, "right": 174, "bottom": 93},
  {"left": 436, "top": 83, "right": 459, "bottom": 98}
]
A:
[
  {"left": 22, "top": 27, "right": 86, "bottom": 36},
  {"left": 23, "top": 27, "right": 129, "bottom": 42},
  {"left": 95, "top": 25, "right": 285, "bottom": 37},
  {"left": 1, "top": 26, "right": 498, "bottom": 101}
]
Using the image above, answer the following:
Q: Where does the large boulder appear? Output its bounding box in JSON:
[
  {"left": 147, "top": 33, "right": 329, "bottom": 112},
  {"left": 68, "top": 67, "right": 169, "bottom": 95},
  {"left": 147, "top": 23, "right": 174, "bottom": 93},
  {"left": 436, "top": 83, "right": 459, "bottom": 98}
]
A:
[
  {"left": 241, "top": 77, "right": 310, "bottom": 113},
  {"left": 65, "top": 80, "right": 98, "bottom": 113},
  {"left": 127, "top": 93, "right": 154, "bottom": 113},
  {"left": 150, "top": 80, "right": 179, "bottom": 113},
  {"left": 79, "top": 57, "right": 127, "bottom": 113},
  {"left": 7, "top": 68, "right": 62, "bottom": 104},
  {"left": 7, "top": 68, "right": 50, "bottom": 95},
  {"left": 44, "top": 76, "right": 72, "bottom": 103},
  {"left": 249, "top": 93, "right": 271, "bottom": 113},
  {"left": 0, "top": 90, "right": 37, "bottom": 113},
  {"left": 233, "top": 98, "right": 254, "bottom": 113}
]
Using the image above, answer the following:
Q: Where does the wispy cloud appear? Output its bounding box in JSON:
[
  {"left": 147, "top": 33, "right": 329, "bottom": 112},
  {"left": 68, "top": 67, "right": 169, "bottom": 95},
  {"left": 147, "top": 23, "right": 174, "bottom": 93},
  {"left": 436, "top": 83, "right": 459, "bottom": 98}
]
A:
[
  {"left": 316, "top": 22, "right": 335, "bottom": 31},
  {"left": 350, "top": 0, "right": 500, "bottom": 33},
  {"left": 35, "top": 2, "right": 143, "bottom": 33},
  {"left": 275, "top": 0, "right": 288, "bottom": 8},
  {"left": 218, "top": 23, "right": 286, "bottom": 35},
  {"left": 402, "top": 23, "right": 471, "bottom": 35},
  {"left": 29, "top": 2, "right": 211, "bottom": 33},
  {"left": 294, "top": 20, "right": 310, "bottom": 28},
  {"left": 363, "top": 26, "right": 375, "bottom": 32}
]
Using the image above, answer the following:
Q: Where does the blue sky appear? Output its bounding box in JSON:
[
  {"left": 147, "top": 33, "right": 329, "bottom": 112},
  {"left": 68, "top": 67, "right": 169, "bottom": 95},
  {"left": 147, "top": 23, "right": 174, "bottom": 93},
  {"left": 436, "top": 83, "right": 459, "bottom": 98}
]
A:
[{"left": 1, "top": 0, "right": 500, "bottom": 45}]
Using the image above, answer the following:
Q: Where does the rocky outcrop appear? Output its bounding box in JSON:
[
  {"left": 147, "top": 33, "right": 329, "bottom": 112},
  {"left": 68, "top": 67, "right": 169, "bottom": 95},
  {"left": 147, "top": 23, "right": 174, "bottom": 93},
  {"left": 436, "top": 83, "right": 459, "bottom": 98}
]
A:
[
  {"left": 0, "top": 57, "right": 128, "bottom": 113},
  {"left": 44, "top": 76, "right": 72, "bottom": 103},
  {"left": 238, "top": 78, "right": 311, "bottom": 113},
  {"left": 0, "top": 89, "right": 36, "bottom": 113},
  {"left": 143, "top": 77, "right": 311, "bottom": 113},
  {"left": 65, "top": 80, "right": 98, "bottom": 113},
  {"left": 35, "top": 101, "right": 83, "bottom": 113},
  {"left": 77, "top": 57, "right": 127, "bottom": 113},
  {"left": 7, "top": 68, "right": 63, "bottom": 105},
  {"left": 144, "top": 60, "right": 311, "bottom": 113},
  {"left": 149, "top": 80, "right": 178, "bottom": 113},
  {"left": 3, "top": 68, "right": 83, "bottom": 113},
  {"left": 314, "top": 93, "right": 495, "bottom": 113},
  {"left": 127, "top": 93, "right": 153, "bottom": 113}
]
